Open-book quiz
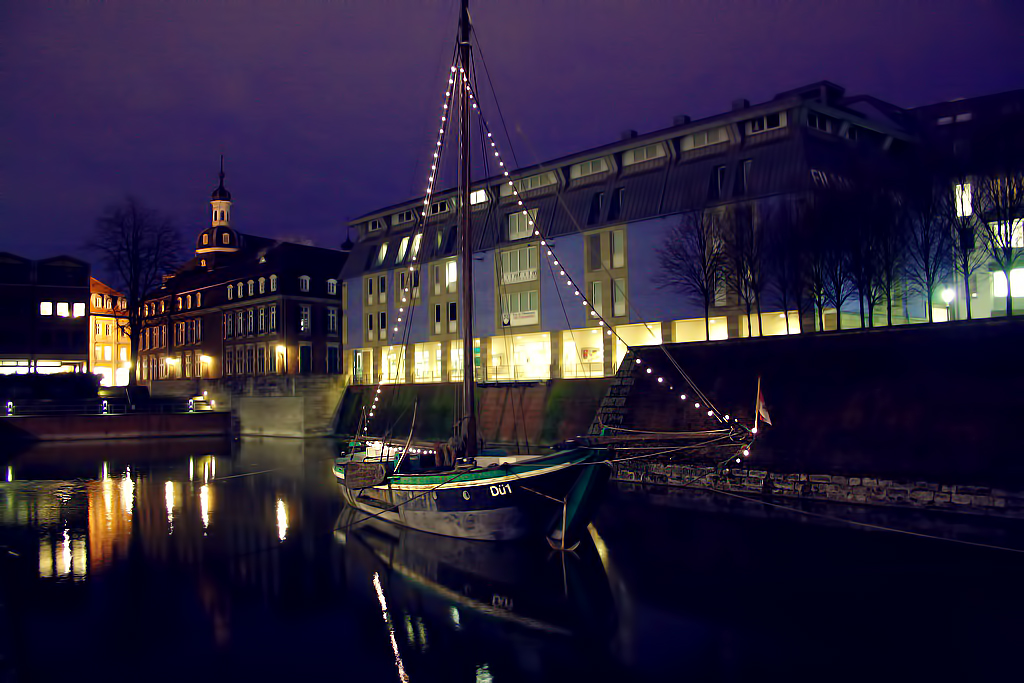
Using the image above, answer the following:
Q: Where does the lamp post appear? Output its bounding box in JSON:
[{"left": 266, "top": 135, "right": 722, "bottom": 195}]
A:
[{"left": 941, "top": 287, "right": 955, "bottom": 322}]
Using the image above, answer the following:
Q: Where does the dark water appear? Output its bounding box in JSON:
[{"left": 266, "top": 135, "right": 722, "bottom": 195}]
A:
[{"left": 2, "top": 437, "right": 1023, "bottom": 682}]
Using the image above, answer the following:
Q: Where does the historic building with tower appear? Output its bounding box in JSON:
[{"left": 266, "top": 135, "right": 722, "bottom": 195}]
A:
[{"left": 138, "top": 162, "right": 348, "bottom": 385}]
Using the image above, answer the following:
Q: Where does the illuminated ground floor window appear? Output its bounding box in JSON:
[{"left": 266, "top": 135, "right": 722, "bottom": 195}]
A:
[
  {"left": 448, "top": 339, "right": 481, "bottom": 382},
  {"left": 414, "top": 342, "right": 442, "bottom": 383},
  {"left": 490, "top": 332, "right": 551, "bottom": 381},
  {"left": 614, "top": 323, "right": 662, "bottom": 370},
  {"left": 562, "top": 328, "right": 604, "bottom": 378},
  {"left": 740, "top": 311, "right": 800, "bottom": 337},
  {"left": 352, "top": 348, "right": 373, "bottom": 384},
  {"left": 673, "top": 317, "right": 728, "bottom": 343},
  {"left": 381, "top": 345, "right": 406, "bottom": 384}
]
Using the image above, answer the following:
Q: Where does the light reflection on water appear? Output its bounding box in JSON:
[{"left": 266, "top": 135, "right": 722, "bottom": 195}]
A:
[{"left": 0, "top": 436, "right": 1022, "bottom": 682}]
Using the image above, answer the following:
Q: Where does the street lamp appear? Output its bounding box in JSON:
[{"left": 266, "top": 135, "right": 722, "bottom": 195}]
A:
[{"left": 941, "top": 287, "right": 955, "bottom": 321}]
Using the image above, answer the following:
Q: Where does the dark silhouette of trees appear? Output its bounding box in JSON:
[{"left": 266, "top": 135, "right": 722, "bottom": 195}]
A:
[
  {"left": 655, "top": 207, "right": 725, "bottom": 341},
  {"left": 975, "top": 171, "right": 1024, "bottom": 317},
  {"left": 944, "top": 177, "right": 986, "bottom": 320},
  {"left": 88, "top": 197, "right": 184, "bottom": 386},
  {"left": 904, "top": 182, "right": 952, "bottom": 323},
  {"left": 723, "top": 203, "right": 765, "bottom": 336},
  {"left": 763, "top": 202, "right": 809, "bottom": 334}
]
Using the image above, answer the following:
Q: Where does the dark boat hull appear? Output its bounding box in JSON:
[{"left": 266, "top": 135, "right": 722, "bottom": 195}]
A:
[{"left": 335, "top": 450, "right": 609, "bottom": 542}]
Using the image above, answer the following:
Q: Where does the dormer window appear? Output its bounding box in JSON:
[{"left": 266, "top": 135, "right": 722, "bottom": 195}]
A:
[
  {"left": 393, "top": 210, "right": 415, "bottom": 225},
  {"left": 327, "top": 279, "right": 337, "bottom": 295},
  {"left": 623, "top": 143, "right": 665, "bottom": 166},
  {"left": 500, "top": 172, "right": 557, "bottom": 196},
  {"left": 186, "top": 294, "right": 192, "bottom": 310},
  {"left": 570, "top": 158, "right": 608, "bottom": 179},
  {"left": 176, "top": 296, "right": 182, "bottom": 310},
  {"left": 202, "top": 234, "right": 209, "bottom": 245},
  {"left": 200, "top": 259, "right": 207, "bottom": 267},
  {"left": 395, "top": 236, "right": 410, "bottom": 264},
  {"left": 747, "top": 112, "right": 786, "bottom": 135},
  {"left": 684, "top": 126, "right": 728, "bottom": 151},
  {"left": 196, "top": 292, "right": 202, "bottom": 307},
  {"left": 299, "top": 275, "right": 310, "bottom": 292},
  {"left": 807, "top": 112, "right": 833, "bottom": 133},
  {"left": 368, "top": 218, "right": 384, "bottom": 232},
  {"left": 222, "top": 232, "right": 230, "bottom": 244},
  {"left": 469, "top": 189, "right": 488, "bottom": 205},
  {"left": 236, "top": 282, "right": 243, "bottom": 298},
  {"left": 247, "top": 280, "right": 254, "bottom": 296},
  {"left": 227, "top": 285, "right": 233, "bottom": 300},
  {"left": 270, "top": 275, "right": 278, "bottom": 292},
  {"left": 430, "top": 200, "right": 451, "bottom": 215},
  {"left": 374, "top": 243, "right": 388, "bottom": 266},
  {"left": 259, "top": 277, "right": 265, "bottom": 294}
]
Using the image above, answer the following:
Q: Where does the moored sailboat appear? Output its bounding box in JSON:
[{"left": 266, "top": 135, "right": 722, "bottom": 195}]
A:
[{"left": 334, "top": 0, "right": 611, "bottom": 548}]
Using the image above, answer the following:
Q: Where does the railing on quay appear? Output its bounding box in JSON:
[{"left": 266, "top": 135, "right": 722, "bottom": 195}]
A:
[{"left": 3, "top": 398, "right": 218, "bottom": 417}]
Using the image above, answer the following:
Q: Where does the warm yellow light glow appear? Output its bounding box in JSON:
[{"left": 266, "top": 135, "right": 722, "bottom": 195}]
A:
[
  {"left": 189, "top": 458, "right": 194, "bottom": 481},
  {"left": 121, "top": 467, "right": 134, "bottom": 516},
  {"left": 941, "top": 288, "right": 955, "bottom": 304},
  {"left": 58, "top": 528, "right": 71, "bottom": 577},
  {"left": 199, "top": 355, "right": 212, "bottom": 364},
  {"left": 200, "top": 484, "right": 210, "bottom": 530},
  {"left": 165, "top": 481, "right": 175, "bottom": 533},
  {"left": 276, "top": 345, "right": 286, "bottom": 354},
  {"left": 165, "top": 357, "right": 178, "bottom": 365},
  {"left": 276, "top": 498, "right": 288, "bottom": 541}
]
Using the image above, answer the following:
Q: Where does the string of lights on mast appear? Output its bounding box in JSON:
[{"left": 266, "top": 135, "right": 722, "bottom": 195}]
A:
[{"left": 362, "top": 53, "right": 757, "bottom": 463}]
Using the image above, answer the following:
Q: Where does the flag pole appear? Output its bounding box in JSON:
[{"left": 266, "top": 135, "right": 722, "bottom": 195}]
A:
[{"left": 753, "top": 375, "right": 761, "bottom": 432}]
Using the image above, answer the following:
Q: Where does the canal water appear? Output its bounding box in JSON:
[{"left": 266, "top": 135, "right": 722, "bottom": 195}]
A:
[{"left": 1, "top": 437, "right": 1022, "bottom": 682}]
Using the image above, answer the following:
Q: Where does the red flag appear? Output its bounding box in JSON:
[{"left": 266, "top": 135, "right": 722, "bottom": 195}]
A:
[{"left": 755, "top": 377, "right": 772, "bottom": 427}]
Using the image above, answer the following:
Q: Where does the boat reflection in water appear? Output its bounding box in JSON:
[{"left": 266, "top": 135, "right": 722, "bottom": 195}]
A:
[{"left": 336, "top": 508, "right": 620, "bottom": 681}]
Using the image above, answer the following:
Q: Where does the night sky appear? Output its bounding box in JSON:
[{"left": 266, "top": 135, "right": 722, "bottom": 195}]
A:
[{"left": 2, "top": 1, "right": 1022, "bottom": 267}]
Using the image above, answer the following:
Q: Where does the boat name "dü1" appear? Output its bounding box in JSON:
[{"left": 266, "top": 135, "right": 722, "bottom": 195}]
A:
[{"left": 489, "top": 483, "right": 512, "bottom": 497}]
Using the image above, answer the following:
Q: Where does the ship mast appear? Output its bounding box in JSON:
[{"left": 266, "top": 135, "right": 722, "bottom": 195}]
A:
[{"left": 458, "top": 0, "right": 477, "bottom": 458}]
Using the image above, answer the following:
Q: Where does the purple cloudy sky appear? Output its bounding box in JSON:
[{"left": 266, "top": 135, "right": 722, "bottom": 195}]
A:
[{"left": 2, "top": 1, "right": 1022, "bottom": 264}]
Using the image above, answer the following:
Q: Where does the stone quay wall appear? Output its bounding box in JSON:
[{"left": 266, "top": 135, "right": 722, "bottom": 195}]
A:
[{"left": 613, "top": 460, "right": 1024, "bottom": 519}]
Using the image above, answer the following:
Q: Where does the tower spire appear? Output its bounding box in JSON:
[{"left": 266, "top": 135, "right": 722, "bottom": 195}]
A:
[{"left": 211, "top": 156, "right": 232, "bottom": 226}]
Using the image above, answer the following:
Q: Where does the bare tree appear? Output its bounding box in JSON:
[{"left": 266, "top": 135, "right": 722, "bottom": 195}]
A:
[
  {"left": 763, "top": 201, "right": 809, "bottom": 333},
  {"left": 88, "top": 197, "right": 184, "bottom": 386},
  {"left": 846, "top": 191, "right": 881, "bottom": 329},
  {"left": 904, "top": 183, "right": 952, "bottom": 323},
  {"left": 974, "top": 171, "right": 1024, "bottom": 317},
  {"left": 723, "top": 203, "right": 765, "bottom": 336},
  {"left": 655, "top": 207, "right": 726, "bottom": 341},
  {"left": 944, "top": 177, "right": 987, "bottom": 320},
  {"left": 807, "top": 191, "right": 856, "bottom": 330}
]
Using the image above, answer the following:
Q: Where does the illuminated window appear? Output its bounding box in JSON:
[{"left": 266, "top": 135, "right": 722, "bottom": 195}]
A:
[
  {"left": 684, "top": 126, "right": 727, "bottom": 150},
  {"left": 499, "top": 245, "right": 538, "bottom": 285},
  {"left": 258, "top": 307, "right": 266, "bottom": 333},
  {"left": 270, "top": 275, "right": 278, "bottom": 292},
  {"left": 374, "top": 244, "right": 388, "bottom": 267},
  {"left": 186, "top": 294, "right": 192, "bottom": 309},
  {"left": 611, "top": 230, "right": 625, "bottom": 268},
  {"left": 469, "top": 190, "right": 488, "bottom": 205},
  {"left": 623, "top": 143, "right": 665, "bottom": 165},
  {"left": 258, "top": 277, "right": 265, "bottom": 294},
  {"left": 410, "top": 233, "right": 422, "bottom": 260},
  {"left": 327, "top": 279, "right": 337, "bottom": 295},
  {"left": 591, "top": 281, "right": 603, "bottom": 317},
  {"left": 119, "top": 346, "right": 127, "bottom": 362},
  {"left": 501, "top": 172, "right": 556, "bottom": 195},
  {"left": 612, "top": 278, "right": 626, "bottom": 317},
  {"left": 104, "top": 345, "right": 112, "bottom": 361},
  {"left": 395, "top": 236, "right": 410, "bottom": 265},
  {"left": 202, "top": 234, "right": 209, "bottom": 245},
  {"left": 299, "top": 275, "right": 310, "bottom": 292},
  {"left": 300, "top": 305, "right": 310, "bottom": 333},
  {"left": 222, "top": 232, "right": 230, "bottom": 244},
  {"left": 328, "top": 307, "right": 338, "bottom": 333},
  {"left": 955, "top": 183, "right": 972, "bottom": 217},
  {"left": 501, "top": 290, "right": 538, "bottom": 327},
  {"left": 508, "top": 209, "right": 537, "bottom": 241},
  {"left": 570, "top": 158, "right": 608, "bottom": 179},
  {"left": 993, "top": 268, "right": 1024, "bottom": 298},
  {"left": 56, "top": 302, "right": 70, "bottom": 317},
  {"left": 196, "top": 292, "right": 201, "bottom": 307},
  {"left": 227, "top": 285, "right": 233, "bottom": 300},
  {"left": 269, "top": 304, "right": 277, "bottom": 331},
  {"left": 73, "top": 302, "right": 85, "bottom": 318},
  {"left": 446, "top": 260, "right": 458, "bottom": 293},
  {"left": 94, "top": 344, "right": 102, "bottom": 360},
  {"left": 176, "top": 297, "right": 182, "bottom": 310},
  {"left": 39, "top": 301, "right": 53, "bottom": 316}
]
